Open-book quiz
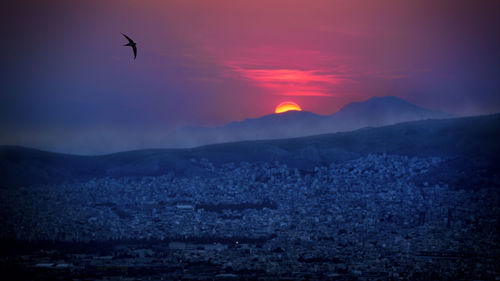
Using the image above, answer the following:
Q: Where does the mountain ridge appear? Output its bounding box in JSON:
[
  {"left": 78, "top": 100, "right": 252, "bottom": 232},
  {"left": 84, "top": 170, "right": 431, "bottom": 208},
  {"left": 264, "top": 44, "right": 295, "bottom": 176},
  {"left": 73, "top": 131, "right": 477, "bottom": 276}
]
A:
[
  {"left": 167, "top": 96, "right": 452, "bottom": 147},
  {"left": 1, "top": 112, "right": 498, "bottom": 188}
]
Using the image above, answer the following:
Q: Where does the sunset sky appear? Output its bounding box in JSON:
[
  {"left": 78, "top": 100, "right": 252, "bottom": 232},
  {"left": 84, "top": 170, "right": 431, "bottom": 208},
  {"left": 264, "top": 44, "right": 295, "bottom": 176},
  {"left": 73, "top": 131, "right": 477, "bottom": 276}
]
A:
[{"left": 1, "top": 0, "right": 500, "bottom": 153}]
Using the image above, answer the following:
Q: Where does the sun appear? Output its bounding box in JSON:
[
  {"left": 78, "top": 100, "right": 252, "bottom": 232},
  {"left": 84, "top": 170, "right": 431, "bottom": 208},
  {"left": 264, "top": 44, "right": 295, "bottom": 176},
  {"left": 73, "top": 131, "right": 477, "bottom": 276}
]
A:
[{"left": 275, "top": 101, "right": 302, "bottom": 113}]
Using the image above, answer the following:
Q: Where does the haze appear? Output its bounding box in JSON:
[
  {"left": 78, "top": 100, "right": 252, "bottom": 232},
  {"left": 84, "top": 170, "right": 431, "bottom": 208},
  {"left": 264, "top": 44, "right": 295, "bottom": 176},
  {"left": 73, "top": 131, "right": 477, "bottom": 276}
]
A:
[{"left": 1, "top": 0, "right": 499, "bottom": 154}]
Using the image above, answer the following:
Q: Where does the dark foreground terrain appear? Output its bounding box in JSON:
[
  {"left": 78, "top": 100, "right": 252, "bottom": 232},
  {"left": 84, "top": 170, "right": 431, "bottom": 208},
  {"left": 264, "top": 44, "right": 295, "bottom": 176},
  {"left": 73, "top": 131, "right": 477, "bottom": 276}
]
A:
[{"left": 0, "top": 114, "right": 499, "bottom": 280}]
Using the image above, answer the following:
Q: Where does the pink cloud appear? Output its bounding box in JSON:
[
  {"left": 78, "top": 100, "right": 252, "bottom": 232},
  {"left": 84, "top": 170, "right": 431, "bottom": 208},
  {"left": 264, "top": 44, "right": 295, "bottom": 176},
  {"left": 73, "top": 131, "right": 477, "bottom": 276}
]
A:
[
  {"left": 278, "top": 91, "right": 334, "bottom": 97},
  {"left": 226, "top": 63, "right": 346, "bottom": 97}
]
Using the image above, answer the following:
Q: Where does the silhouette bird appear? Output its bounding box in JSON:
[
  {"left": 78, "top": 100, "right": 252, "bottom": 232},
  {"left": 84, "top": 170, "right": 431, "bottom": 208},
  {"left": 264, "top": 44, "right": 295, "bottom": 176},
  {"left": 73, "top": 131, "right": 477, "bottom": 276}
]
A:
[{"left": 121, "top": 33, "right": 137, "bottom": 59}]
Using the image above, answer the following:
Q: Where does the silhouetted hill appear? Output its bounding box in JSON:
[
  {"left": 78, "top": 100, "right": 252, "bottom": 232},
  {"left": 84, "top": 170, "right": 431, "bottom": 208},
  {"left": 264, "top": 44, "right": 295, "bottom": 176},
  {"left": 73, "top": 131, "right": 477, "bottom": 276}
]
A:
[
  {"left": 166, "top": 96, "right": 452, "bottom": 147},
  {"left": 167, "top": 110, "right": 325, "bottom": 147},
  {"left": 1, "top": 113, "right": 499, "bottom": 188},
  {"left": 333, "top": 96, "right": 450, "bottom": 126}
]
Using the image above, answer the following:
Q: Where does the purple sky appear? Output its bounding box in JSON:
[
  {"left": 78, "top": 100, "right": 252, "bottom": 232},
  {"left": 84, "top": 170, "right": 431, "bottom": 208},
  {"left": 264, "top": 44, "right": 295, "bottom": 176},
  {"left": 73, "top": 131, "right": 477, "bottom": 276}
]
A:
[{"left": 1, "top": 0, "right": 500, "bottom": 154}]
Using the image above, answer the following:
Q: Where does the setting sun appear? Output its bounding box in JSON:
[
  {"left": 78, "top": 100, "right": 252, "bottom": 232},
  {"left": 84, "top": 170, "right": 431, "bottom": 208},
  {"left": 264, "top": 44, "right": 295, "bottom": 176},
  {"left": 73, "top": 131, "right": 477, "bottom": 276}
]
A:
[{"left": 275, "top": 101, "right": 302, "bottom": 113}]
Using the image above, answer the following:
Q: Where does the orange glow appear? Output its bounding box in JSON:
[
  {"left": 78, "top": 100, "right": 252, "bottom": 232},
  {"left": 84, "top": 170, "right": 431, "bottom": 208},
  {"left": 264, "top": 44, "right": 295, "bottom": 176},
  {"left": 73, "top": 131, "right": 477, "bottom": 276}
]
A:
[{"left": 275, "top": 101, "right": 302, "bottom": 113}]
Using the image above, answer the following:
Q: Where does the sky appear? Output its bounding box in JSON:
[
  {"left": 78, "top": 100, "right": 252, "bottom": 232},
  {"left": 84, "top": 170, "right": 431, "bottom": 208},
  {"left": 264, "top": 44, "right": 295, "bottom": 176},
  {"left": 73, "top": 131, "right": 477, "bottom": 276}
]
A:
[{"left": 1, "top": 0, "right": 500, "bottom": 154}]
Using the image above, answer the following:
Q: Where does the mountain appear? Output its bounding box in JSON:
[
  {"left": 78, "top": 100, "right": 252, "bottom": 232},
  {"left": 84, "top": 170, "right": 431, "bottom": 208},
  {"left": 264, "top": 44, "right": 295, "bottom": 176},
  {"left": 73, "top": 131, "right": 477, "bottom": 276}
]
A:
[
  {"left": 166, "top": 96, "right": 452, "bottom": 147},
  {"left": 167, "top": 110, "right": 326, "bottom": 147},
  {"left": 332, "top": 96, "right": 450, "bottom": 126},
  {"left": 1, "top": 113, "right": 499, "bottom": 188}
]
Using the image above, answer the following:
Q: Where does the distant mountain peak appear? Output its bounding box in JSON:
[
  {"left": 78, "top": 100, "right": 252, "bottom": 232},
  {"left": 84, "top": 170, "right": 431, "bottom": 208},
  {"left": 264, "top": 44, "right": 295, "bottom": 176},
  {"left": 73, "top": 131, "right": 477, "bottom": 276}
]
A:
[
  {"left": 166, "top": 95, "right": 452, "bottom": 148},
  {"left": 335, "top": 95, "right": 444, "bottom": 115},
  {"left": 339, "top": 95, "right": 415, "bottom": 109}
]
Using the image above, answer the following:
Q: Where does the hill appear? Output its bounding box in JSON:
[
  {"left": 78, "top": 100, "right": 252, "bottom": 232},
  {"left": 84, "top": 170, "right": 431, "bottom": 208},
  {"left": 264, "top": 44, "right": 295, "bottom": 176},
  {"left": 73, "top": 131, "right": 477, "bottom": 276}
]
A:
[
  {"left": 166, "top": 96, "right": 452, "bottom": 147},
  {"left": 1, "top": 113, "right": 499, "bottom": 188}
]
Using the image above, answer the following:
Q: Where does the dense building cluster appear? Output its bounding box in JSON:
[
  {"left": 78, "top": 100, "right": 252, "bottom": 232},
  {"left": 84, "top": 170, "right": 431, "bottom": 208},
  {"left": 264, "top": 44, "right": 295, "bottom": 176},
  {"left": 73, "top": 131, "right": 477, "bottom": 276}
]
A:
[{"left": 1, "top": 154, "right": 499, "bottom": 280}]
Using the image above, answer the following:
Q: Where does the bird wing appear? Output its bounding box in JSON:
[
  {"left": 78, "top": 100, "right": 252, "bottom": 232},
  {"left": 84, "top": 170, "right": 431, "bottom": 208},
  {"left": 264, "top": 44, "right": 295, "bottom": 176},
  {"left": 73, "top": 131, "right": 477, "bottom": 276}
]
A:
[
  {"left": 121, "top": 33, "right": 134, "bottom": 44},
  {"left": 132, "top": 45, "right": 137, "bottom": 59}
]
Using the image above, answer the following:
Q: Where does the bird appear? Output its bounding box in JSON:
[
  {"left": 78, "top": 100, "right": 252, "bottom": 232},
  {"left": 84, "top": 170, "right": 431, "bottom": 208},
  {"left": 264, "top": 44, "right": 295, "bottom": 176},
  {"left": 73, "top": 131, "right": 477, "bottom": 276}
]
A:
[{"left": 121, "top": 33, "right": 137, "bottom": 59}]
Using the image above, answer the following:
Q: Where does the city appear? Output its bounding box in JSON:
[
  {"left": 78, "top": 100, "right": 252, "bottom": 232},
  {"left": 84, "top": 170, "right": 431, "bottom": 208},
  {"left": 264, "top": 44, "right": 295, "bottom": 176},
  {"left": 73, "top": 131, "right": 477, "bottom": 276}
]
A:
[{"left": 1, "top": 154, "right": 498, "bottom": 280}]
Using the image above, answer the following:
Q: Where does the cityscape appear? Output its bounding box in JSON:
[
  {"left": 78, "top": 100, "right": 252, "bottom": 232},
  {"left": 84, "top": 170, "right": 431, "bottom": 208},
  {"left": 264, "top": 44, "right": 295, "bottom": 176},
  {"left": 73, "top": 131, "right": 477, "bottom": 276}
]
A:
[
  {"left": 2, "top": 0, "right": 500, "bottom": 280},
  {"left": 2, "top": 153, "right": 498, "bottom": 280}
]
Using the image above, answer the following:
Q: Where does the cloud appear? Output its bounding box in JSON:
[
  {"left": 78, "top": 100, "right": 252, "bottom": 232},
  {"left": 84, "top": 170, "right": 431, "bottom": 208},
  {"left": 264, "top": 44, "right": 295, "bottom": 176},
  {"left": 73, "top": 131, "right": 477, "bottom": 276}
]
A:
[
  {"left": 279, "top": 91, "right": 334, "bottom": 97},
  {"left": 227, "top": 64, "right": 346, "bottom": 97}
]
